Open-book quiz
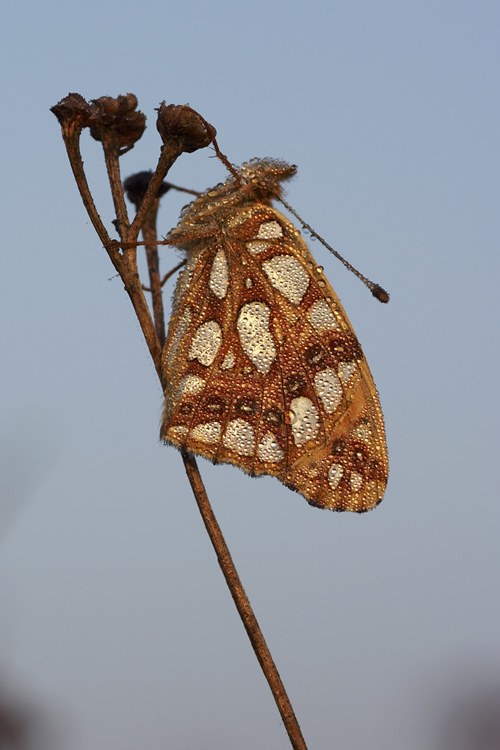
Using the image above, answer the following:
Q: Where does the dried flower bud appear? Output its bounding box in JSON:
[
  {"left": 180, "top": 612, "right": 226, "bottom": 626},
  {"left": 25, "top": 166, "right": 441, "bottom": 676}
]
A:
[
  {"left": 89, "top": 94, "right": 146, "bottom": 154},
  {"left": 50, "top": 93, "right": 93, "bottom": 137},
  {"left": 156, "top": 103, "right": 215, "bottom": 153},
  {"left": 123, "top": 171, "right": 171, "bottom": 208}
]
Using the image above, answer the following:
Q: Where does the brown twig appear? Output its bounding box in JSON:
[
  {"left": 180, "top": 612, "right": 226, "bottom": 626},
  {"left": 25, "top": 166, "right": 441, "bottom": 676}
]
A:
[
  {"left": 182, "top": 451, "right": 308, "bottom": 750},
  {"left": 123, "top": 171, "right": 169, "bottom": 344},
  {"left": 142, "top": 225, "right": 166, "bottom": 344},
  {"left": 142, "top": 260, "right": 187, "bottom": 292},
  {"left": 57, "top": 115, "right": 111, "bottom": 246},
  {"left": 129, "top": 143, "right": 183, "bottom": 240},
  {"left": 102, "top": 143, "right": 130, "bottom": 236},
  {"left": 51, "top": 94, "right": 309, "bottom": 750}
]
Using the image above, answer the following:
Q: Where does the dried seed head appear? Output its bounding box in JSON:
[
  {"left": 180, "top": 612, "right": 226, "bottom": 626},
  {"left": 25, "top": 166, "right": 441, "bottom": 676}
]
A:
[
  {"left": 50, "top": 93, "right": 93, "bottom": 137},
  {"left": 123, "top": 171, "right": 171, "bottom": 207},
  {"left": 89, "top": 94, "right": 146, "bottom": 154},
  {"left": 156, "top": 103, "right": 215, "bottom": 153}
]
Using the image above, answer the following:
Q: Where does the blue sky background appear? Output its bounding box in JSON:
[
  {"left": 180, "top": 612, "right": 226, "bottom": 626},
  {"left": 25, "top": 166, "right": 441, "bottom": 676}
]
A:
[{"left": 1, "top": 1, "right": 499, "bottom": 748}]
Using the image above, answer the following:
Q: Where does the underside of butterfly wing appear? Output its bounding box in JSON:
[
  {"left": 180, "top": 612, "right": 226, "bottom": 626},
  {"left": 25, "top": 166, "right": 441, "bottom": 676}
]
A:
[{"left": 161, "top": 159, "right": 388, "bottom": 512}]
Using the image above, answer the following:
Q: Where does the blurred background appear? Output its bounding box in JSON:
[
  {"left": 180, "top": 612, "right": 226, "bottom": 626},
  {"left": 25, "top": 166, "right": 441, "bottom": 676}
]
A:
[{"left": 1, "top": 1, "right": 499, "bottom": 748}]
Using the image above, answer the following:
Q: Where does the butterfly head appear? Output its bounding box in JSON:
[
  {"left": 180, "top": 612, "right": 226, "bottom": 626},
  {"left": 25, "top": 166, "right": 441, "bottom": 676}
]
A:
[
  {"left": 237, "top": 158, "right": 297, "bottom": 199},
  {"left": 172, "top": 159, "right": 297, "bottom": 235}
]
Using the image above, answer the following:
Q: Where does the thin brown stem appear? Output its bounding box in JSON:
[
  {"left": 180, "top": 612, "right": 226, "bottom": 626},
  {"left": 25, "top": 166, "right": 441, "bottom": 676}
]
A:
[
  {"left": 164, "top": 182, "right": 200, "bottom": 197},
  {"left": 141, "top": 201, "right": 166, "bottom": 345},
  {"left": 130, "top": 143, "right": 183, "bottom": 238},
  {"left": 102, "top": 144, "right": 130, "bottom": 236},
  {"left": 61, "top": 130, "right": 111, "bottom": 246},
  {"left": 53, "top": 96, "right": 309, "bottom": 750},
  {"left": 182, "top": 451, "right": 308, "bottom": 750},
  {"left": 109, "top": 248, "right": 163, "bottom": 378},
  {"left": 59, "top": 131, "right": 161, "bottom": 370},
  {"left": 159, "top": 259, "right": 186, "bottom": 288}
]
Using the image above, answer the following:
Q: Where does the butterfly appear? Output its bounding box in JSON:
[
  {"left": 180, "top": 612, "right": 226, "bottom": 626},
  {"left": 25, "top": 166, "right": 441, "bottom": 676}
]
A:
[{"left": 160, "top": 158, "right": 388, "bottom": 512}]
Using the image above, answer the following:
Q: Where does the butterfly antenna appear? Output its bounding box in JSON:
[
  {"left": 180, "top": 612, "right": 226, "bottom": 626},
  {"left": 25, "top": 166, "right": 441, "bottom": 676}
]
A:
[
  {"left": 194, "top": 111, "right": 242, "bottom": 183},
  {"left": 277, "top": 195, "right": 390, "bottom": 303}
]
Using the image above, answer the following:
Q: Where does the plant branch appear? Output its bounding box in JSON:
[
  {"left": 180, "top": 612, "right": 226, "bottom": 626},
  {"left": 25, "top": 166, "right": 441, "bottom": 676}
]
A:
[
  {"left": 117, "top": 252, "right": 164, "bottom": 377},
  {"left": 103, "top": 145, "right": 130, "bottom": 236},
  {"left": 51, "top": 94, "right": 309, "bottom": 750},
  {"left": 141, "top": 205, "right": 166, "bottom": 345},
  {"left": 182, "top": 451, "right": 308, "bottom": 750},
  {"left": 130, "top": 143, "right": 183, "bottom": 238},
  {"left": 60, "top": 128, "right": 111, "bottom": 246}
]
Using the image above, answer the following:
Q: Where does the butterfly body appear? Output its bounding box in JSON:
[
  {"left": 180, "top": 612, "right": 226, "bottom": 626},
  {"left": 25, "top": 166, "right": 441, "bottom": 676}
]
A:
[{"left": 161, "top": 159, "right": 388, "bottom": 512}]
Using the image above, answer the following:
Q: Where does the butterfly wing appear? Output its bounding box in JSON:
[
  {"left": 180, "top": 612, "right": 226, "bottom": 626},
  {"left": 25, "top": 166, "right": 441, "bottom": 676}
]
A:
[{"left": 161, "top": 201, "right": 388, "bottom": 512}]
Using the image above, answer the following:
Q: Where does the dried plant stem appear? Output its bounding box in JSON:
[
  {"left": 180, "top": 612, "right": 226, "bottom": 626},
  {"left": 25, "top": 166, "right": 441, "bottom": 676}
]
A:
[
  {"left": 60, "top": 128, "right": 110, "bottom": 242},
  {"left": 102, "top": 145, "right": 130, "bottom": 234},
  {"left": 117, "top": 253, "right": 164, "bottom": 377},
  {"left": 138, "top": 204, "right": 166, "bottom": 344},
  {"left": 130, "top": 144, "right": 183, "bottom": 237},
  {"left": 182, "top": 450, "right": 308, "bottom": 750},
  {"left": 53, "top": 96, "right": 309, "bottom": 750}
]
